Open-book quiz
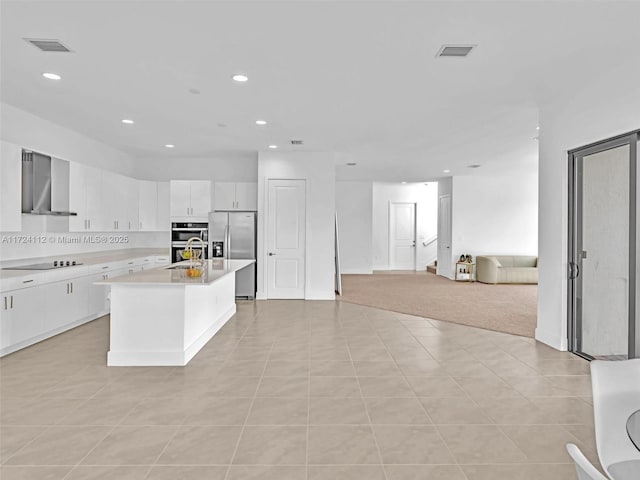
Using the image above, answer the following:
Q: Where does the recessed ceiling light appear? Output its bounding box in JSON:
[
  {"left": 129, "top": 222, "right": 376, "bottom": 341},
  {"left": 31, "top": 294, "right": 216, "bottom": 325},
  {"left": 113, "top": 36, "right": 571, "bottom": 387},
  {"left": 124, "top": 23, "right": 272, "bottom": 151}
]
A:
[
  {"left": 268, "top": 145, "right": 278, "bottom": 149},
  {"left": 467, "top": 164, "right": 482, "bottom": 169},
  {"left": 401, "top": 181, "right": 407, "bottom": 184},
  {"left": 255, "top": 120, "right": 267, "bottom": 125},
  {"left": 232, "top": 74, "right": 248, "bottom": 82},
  {"left": 121, "top": 119, "right": 134, "bottom": 124},
  {"left": 42, "top": 72, "right": 61, "bottom": 80},
  {"left": 443, "top": 169, "right": 451, "bottom": 173},
  {"left": 165, "top": 144, "right": 175, "bottom": 148},
  {"left": 536, "top": 126, "right": 540, "bottom": 130}
]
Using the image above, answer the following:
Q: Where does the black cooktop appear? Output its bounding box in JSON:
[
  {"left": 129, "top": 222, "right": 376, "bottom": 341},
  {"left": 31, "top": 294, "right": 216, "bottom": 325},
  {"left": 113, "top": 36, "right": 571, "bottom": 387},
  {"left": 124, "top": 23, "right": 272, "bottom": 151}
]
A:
[{"left": 2, "top": 261, "right": 83, "bottom": 270}]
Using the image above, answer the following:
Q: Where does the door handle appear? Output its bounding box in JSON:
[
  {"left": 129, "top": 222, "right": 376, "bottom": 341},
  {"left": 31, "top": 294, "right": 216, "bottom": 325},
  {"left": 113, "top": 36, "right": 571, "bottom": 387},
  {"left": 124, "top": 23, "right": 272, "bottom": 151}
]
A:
[
  {"left": 268, "top": 252, "right": 276, "bottom": 256},
  {"left": 10, "top": 295, "right": 13, "bottom": 308},
  {"left": 70, "top": 282, "right": 73, "bottom": 294},
  {"left": 3, "top": 296, "right": 7, "bottom": 310},
  {"left": 568, "top": 261, "right": 581, "bottom": 280}
]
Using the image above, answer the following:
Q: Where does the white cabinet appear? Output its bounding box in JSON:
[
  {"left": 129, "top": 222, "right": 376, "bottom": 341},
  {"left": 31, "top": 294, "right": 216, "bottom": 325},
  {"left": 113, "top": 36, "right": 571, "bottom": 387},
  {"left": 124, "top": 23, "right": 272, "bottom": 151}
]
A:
[
  {"left": 0, "top": 286, "right": 46, "bottom": 349},
  {"left": 44, "top": 278, "right": 89, "bottom": 333},
  {"left": 214, "top": 182, "right": 237, "bottom": 210},
  {"left": 170, "top": 181, "right": 190, "bottom": 217},
  {"left": 123, "top": 176, "right": 139, "bottom": 231},
  {"left": 69, "top": 162, "right": 103, "bottom": 232},
  {"left": 0, "top": 141, "right": 23, "bottom": 231},
  {"left": 102, "top": 171, "right": 130, "bottom": 231},
  {"left": 88, "top": 272, "right": 110, "bottom": 316},
  {"left": 214, "top": 182, "right": 257, "bottom": 211},
  {"left": 138, "top": 180, "right": 158, "bottom": 231},
  {"left": 170, "top": 180, "right": 211, "bottom": 218},
  {"left": 157, "top": 182, "right": 170, "bottom": 230},
  {"left": 154, "top": 255, "right": 171, "bottom": 267}
]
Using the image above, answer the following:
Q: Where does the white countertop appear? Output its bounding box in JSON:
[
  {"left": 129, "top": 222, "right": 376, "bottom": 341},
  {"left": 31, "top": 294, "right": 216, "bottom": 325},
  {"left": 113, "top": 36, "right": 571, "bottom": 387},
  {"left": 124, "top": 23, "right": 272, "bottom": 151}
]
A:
[
  {"left": 0, "top": 248, "right": 169, "bottom": 280},
  {"left": 96, "top": 259, "right": 255, "bottom": 286}
]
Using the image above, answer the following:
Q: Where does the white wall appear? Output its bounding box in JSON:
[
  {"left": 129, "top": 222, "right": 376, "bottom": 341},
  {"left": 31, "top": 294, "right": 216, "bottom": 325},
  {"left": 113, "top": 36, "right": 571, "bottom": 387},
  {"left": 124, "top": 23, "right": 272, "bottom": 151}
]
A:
[
  {"left": 451, "top": 172, "right": 538, "bottom": 261},
  {"left": 372, "top": 182, "right": 438, "bottom": 271},
  {"left": 1, "top": 103, "right": 135, "bottom": 176},
  {"left": 132, "top": 155, "right": 258, "bottom": 182},
  {"left": 537, "top": 58, "right": 640, "bottom": 351},
  {"left": 336, "top": 181, "right": 373, "bottom": 274},
  {"left": 256, "top": 151, "right": 336, "bottom": 300}
]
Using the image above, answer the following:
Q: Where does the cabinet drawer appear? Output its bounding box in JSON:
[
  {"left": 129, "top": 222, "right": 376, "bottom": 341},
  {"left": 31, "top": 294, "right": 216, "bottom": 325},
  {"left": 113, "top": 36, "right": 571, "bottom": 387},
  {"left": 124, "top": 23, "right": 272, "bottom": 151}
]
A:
[{"left": 0, "top": 275, "right": 42, "bottom": 292}]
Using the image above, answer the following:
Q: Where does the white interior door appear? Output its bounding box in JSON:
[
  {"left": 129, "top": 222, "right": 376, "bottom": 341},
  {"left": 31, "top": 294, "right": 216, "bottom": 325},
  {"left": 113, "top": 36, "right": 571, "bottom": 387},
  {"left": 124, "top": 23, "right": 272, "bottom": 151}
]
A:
[
  {"left": 389, "top": 202, "right": 416, "bottom": 270},
  {"left": 267, "top": 179, "right": 306, "bottom": 299},
  {"left": 437, "top": 194, "right": 452, "bottom": 277}
]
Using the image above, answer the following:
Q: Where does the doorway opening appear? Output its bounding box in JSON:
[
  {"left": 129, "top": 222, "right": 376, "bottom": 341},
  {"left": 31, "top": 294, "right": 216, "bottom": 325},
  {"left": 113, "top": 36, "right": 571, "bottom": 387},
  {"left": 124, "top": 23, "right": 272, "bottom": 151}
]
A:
[{"left": 568, "top": 130, "right": 640, "bottom": 360}]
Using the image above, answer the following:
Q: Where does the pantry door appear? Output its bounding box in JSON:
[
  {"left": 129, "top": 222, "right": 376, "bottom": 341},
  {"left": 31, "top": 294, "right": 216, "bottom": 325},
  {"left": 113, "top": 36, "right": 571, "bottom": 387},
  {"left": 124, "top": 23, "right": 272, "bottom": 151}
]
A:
[{"left": 266, "top": 179, "right": 306, "bottom": 299}]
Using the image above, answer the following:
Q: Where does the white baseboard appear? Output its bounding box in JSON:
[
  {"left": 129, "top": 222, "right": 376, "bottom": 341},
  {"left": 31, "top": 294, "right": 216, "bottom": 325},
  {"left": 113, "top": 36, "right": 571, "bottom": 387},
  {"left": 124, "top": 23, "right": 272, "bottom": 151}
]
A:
[
  {"left": 535, "top": 326, "right": 568, "bottom": 351},
  {"left": 340, "top": 268, "right": 373, "bottom": 274}
]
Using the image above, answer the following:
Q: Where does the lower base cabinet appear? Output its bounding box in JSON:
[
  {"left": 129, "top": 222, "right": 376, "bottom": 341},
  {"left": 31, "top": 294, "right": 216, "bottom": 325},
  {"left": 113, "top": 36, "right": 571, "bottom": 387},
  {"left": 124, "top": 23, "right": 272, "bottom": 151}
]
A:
[
  {"left": 1, "top": 286, "right": 47, "bottom": 349},
  {"left": 45, "top": 279, "right": 90, "bottom": 333},
  {"left": 1, "top": 255, "right": 170, "bottom": 356}
]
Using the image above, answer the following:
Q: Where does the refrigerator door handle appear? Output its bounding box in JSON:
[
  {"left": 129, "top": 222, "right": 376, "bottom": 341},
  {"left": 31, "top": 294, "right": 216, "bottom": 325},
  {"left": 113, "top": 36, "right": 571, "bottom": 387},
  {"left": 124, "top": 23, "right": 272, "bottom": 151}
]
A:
[{"left": 225, "top": 225, "right": 230, "bottom": 260}]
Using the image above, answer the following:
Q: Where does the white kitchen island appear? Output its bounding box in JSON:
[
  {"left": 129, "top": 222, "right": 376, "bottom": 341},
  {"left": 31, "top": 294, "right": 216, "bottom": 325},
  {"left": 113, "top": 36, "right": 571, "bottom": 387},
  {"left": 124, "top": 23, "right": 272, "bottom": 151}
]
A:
[{"left": 98, "top": 259, "right": 254, "bottom": 366}]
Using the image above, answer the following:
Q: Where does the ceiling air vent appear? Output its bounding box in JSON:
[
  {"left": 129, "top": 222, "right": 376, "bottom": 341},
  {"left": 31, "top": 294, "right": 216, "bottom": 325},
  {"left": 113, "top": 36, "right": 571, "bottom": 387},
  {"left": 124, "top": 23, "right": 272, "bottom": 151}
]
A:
[
  {"left": 290, "top": 140, "right": 304, "bottom": 145},
  {"left": 436, "top": 44, "right": 476, "bottom": 58},
  {"left": 24, "top": 38, "right": 72, "bottom": 53}
]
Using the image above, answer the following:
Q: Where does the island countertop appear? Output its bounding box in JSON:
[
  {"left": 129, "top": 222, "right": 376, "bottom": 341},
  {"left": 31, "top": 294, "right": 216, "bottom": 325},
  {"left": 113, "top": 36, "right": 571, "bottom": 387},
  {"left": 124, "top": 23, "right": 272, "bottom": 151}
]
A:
[{"left": 96, "top": 259, "right": 255, "bottom": 286}]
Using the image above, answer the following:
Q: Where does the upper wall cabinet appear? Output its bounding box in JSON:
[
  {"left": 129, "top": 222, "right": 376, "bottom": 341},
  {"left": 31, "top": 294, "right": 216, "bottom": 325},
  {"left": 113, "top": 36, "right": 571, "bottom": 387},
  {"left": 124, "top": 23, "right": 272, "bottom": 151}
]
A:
[
  {"left": 170, "top": 180, "right": 211, "bottom": 219},
  {"left": 69, "top": 162, "right": 103, "bottom": 232},
  {"left": 214, "top": 182, "right": 257, "bottom": 211},
  {"left": 156, "top": 182, "right": 170, "bottom": 230},
  {"left": 0, "top": 141, "right": 22, "bottom": 232},
  {"left": 138, "top": 180, "right": 158, "bottom": 231}
]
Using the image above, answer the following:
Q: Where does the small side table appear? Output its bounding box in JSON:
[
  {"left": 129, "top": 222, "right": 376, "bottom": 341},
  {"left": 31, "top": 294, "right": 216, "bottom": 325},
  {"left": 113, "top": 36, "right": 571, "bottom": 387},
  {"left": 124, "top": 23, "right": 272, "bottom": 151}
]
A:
[{"left": 455, "top": 262, "right": 474, "bottom": 282}]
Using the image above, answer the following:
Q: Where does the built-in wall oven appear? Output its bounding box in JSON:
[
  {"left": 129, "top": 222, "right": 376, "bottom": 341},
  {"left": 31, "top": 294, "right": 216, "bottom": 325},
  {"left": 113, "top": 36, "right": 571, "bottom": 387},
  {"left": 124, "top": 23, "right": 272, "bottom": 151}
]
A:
[{"left": 171, "top": 222, "right": 208, "bottom": 263}]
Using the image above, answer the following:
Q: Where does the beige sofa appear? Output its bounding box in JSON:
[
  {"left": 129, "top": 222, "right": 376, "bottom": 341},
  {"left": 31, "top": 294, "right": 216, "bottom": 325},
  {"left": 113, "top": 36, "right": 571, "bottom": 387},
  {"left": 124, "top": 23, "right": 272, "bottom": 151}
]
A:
[{"left": 476, "top": 256, "right": 538, "bottom": 284}]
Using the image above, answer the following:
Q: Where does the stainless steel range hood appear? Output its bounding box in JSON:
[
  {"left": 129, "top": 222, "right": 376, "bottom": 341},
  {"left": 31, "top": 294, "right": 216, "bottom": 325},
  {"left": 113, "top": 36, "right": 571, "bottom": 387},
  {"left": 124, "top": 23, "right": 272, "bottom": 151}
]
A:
[{"left": 22, "top": 150, "right": 77, "bottom": 216}]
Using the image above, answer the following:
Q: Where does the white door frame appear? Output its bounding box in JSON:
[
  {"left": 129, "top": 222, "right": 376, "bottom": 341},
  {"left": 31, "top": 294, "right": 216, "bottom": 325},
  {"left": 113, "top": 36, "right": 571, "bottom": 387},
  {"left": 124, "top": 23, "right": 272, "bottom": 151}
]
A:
[
  {"left": 388, "top": 201, "right": 417, "bottom": 270},
  {"left": 265, "top": 178, "right": 307, "bottom": 299}
]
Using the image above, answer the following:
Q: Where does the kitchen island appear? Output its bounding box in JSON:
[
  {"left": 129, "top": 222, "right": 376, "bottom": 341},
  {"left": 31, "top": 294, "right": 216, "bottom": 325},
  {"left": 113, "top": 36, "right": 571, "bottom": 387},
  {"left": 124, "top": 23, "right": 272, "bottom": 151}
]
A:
[{"left": 97, "top": 259, "right": 254, "bottom": 366}]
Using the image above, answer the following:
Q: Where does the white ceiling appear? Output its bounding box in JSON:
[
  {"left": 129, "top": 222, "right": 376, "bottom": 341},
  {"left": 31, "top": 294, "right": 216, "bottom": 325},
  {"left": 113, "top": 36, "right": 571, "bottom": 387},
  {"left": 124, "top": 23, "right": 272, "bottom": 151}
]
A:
[{"left": 2, "top": 1, "right": 640, "bottom": 181}]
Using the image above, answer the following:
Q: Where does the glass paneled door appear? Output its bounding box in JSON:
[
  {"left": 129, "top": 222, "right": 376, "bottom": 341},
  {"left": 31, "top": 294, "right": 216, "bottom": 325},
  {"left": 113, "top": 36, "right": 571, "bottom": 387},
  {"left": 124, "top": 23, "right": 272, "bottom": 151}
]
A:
[{"left": 569, "top": 131, "right": 639, "bottom": 360}]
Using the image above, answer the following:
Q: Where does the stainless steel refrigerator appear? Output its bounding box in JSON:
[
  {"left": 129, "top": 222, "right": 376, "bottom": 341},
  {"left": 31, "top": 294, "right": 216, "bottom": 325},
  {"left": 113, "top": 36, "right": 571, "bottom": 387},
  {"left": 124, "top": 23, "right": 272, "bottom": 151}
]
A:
[{"left": 208, "top": 211, "right": 256, "bottom": 299}]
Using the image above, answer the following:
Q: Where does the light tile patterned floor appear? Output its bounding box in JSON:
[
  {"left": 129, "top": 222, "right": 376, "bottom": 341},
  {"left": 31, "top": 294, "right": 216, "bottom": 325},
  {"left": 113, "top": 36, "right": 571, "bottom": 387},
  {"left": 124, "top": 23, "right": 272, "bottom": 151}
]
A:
[{"left": 0, "top": 300, "right": 597, "bottom": 479}]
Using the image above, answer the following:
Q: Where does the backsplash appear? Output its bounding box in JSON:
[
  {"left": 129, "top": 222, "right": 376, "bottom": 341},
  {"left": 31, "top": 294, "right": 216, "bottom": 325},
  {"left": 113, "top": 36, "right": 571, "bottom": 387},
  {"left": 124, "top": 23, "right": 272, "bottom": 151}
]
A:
[{"left": 0, "top": 231, "right": 169, "bottom": 262}]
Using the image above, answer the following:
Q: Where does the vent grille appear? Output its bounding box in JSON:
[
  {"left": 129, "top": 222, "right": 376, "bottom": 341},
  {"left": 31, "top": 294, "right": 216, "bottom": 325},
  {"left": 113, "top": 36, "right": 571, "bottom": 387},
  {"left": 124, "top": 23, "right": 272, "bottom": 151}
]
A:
[
  {"left": 437, "top": 45, "right": 475, "bottom": 58},
  {"left": 24, "top": 38, "right": 72, "bottom": 52},
  {"left": 290, "top": 140, "right": 304, "bottom": 145}
]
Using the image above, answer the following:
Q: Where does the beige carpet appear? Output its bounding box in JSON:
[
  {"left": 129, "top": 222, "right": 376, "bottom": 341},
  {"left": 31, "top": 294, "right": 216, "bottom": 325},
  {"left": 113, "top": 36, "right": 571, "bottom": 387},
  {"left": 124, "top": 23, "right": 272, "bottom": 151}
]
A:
[{"left": 339, "top": 273, "right": 537, "bottom": 338}]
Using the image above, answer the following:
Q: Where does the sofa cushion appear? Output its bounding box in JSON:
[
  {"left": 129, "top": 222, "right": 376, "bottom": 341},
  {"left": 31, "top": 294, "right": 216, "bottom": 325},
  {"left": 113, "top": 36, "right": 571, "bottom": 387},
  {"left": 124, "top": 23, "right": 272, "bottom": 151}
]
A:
[{"left": 495, "top": 256, "right": 537, "bottom": 268}]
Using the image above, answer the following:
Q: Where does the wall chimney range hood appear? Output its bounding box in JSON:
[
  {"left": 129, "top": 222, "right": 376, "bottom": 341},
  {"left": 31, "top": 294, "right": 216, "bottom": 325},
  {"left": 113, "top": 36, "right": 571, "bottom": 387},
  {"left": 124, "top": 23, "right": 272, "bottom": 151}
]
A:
[{"left": 22, "top": 150, "right": 77, "bottom": 216}]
